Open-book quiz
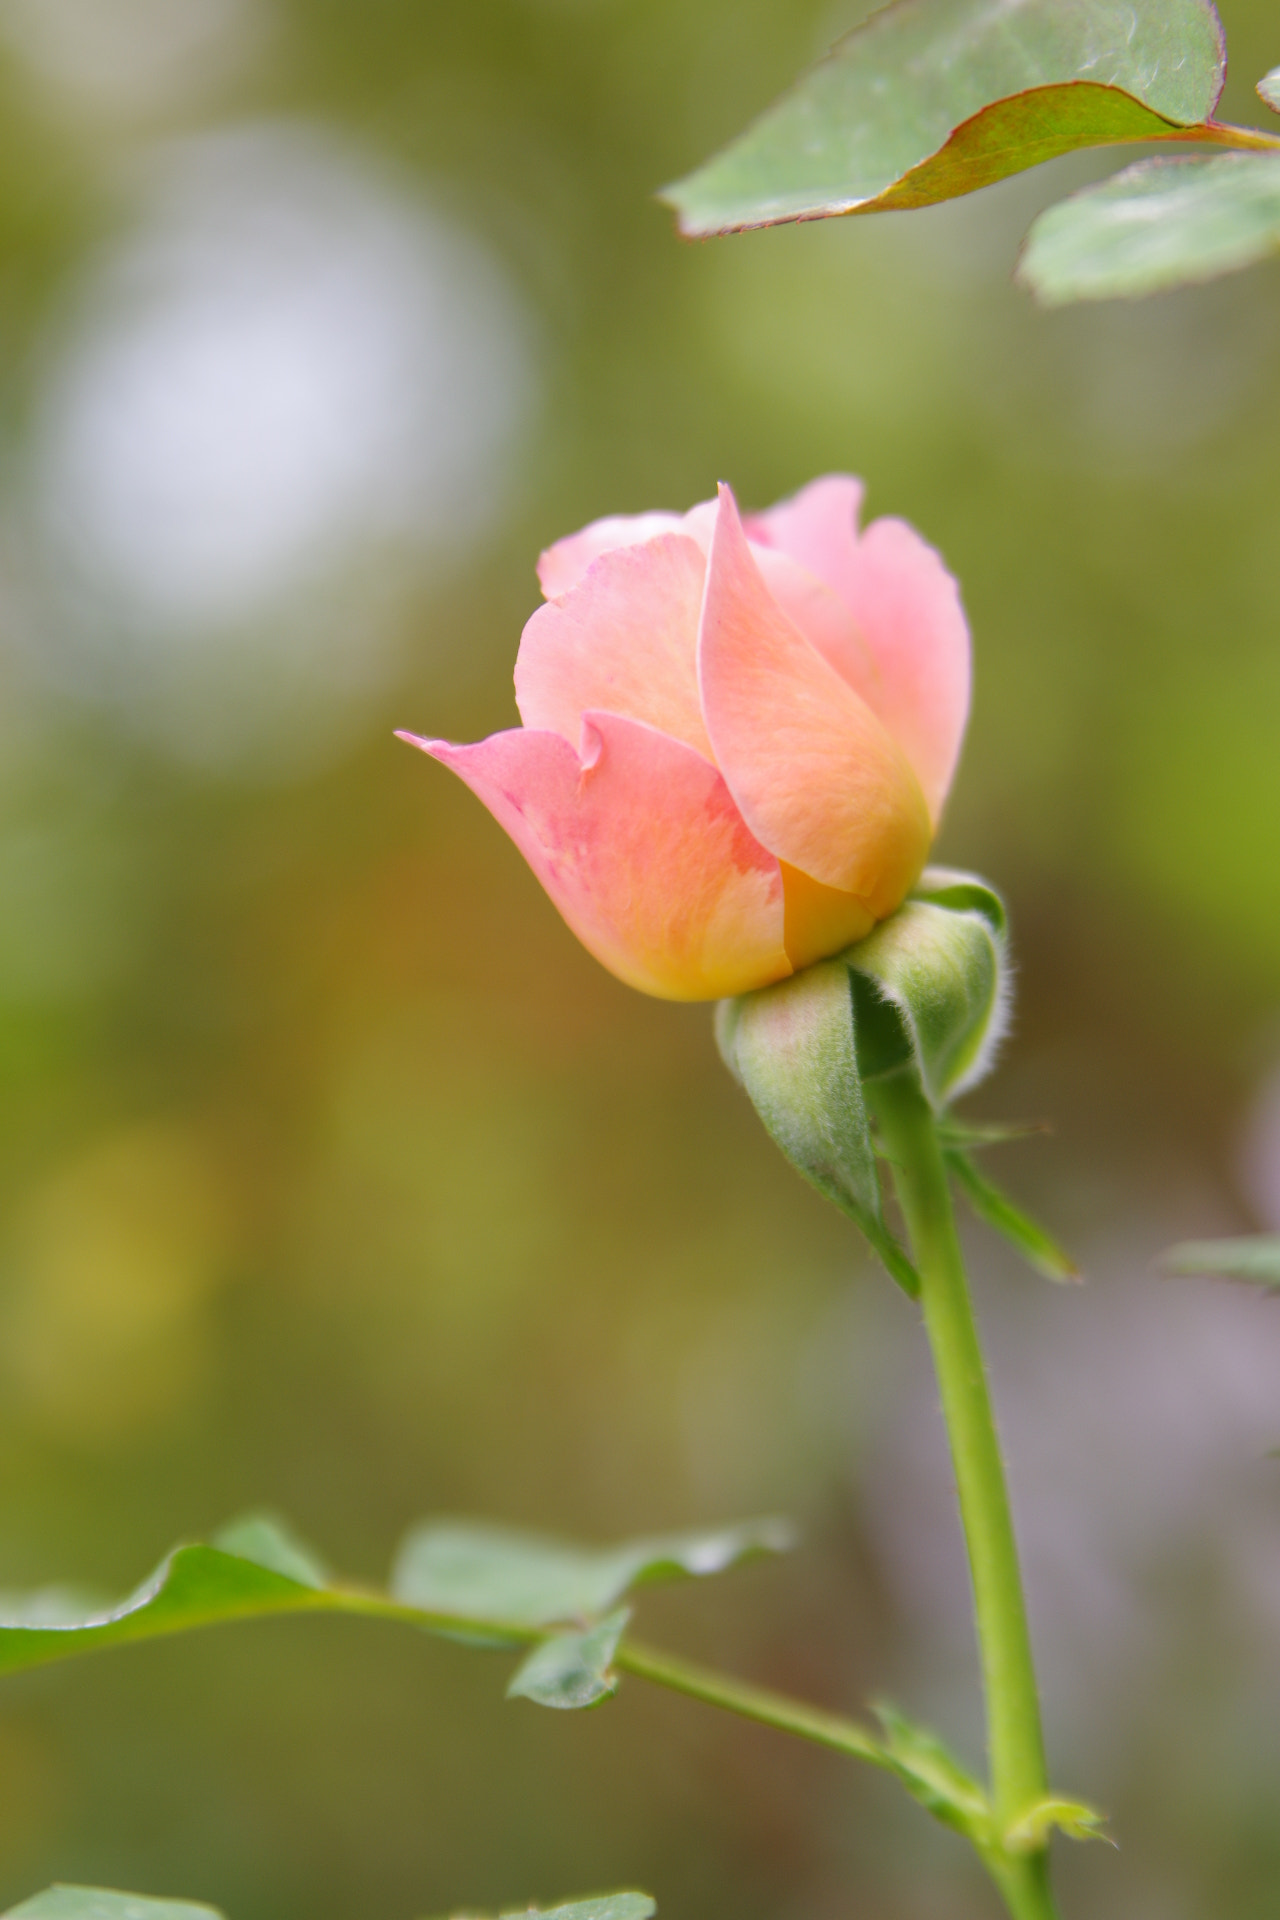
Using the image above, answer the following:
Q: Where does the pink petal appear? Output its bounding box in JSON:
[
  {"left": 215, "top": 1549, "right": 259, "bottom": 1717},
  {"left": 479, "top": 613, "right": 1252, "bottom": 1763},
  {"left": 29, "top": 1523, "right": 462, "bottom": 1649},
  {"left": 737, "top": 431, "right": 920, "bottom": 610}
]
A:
[
  {"left": 398, "top": 716, "right": 789, "bottom": 1001},
  {"left": 745, "top": 474, "right": 866, "bottom": 583},
  {"left": 698, "top": 485, "right": 931, "bottom": 918},
  {"left": 537, "top": 512, "right": 685, "bottom": 600},
  {"left": 515, "top": 533, "right": 711, "bottom": 759},
  {"left": 747, "top": 476, "right": 969, "bottom": 823},
  {"left": 536, "top": 497, "right": 719, "bottom": 601}
]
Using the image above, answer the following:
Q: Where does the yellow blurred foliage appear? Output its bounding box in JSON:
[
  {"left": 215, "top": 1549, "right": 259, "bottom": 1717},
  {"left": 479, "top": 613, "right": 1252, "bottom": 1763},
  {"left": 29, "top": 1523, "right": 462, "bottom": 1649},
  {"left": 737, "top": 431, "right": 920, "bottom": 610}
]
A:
[{"left": 0, "top": 1121, "right": 236, "bottom": 1440}]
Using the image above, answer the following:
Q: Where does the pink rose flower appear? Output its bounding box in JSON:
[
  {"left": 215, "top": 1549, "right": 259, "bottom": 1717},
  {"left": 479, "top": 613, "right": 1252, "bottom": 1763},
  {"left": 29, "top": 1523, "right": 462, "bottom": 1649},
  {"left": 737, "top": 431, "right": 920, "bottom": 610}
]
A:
[{"left": 399, "top": 477, "right": 969, "bottom": 1000}]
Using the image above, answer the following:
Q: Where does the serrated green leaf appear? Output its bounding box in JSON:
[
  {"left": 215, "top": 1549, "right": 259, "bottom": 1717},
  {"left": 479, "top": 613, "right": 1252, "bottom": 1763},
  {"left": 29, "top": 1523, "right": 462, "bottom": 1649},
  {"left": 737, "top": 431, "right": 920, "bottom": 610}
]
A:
[
  {"left": 1259, "top": 68, "right": 1280, "bottom": 113},
  {"left": 663, "top": 0, "right": 1230, "bottom": 235},
  {"left": 872, "top": 1702, "right": 990, "bottom": 1842},
  {"left": 3, "top": 1890, "right": 221, "bottom": 1919},
  {"left": 1004, "top": 1795, "right": 1112, "bottom": 1851},
  {"left": 507, "top": 1608, "right": 629, "bottom": 1709},
  {"left": 444, "top": 1897, "right": 656, "bottom": 1920},
  {"left": 390, "top": 1517, "right": 793, "bottom": 1629},
  {"left": 946, "top": 1148, "right": 1078, "bottom": 1282},
  {"left": 1017, "top": 152, "right": 1280, "bottom": 302},
  {"left": 845, "top": 877, "right": 1009, "bottom": 1109},
  {"left": 717, "top": 961, "right": 918, "bottom": 1293},
  {"left": 1160, "top": 1234, "right": 1280, "bottom": 1288}
]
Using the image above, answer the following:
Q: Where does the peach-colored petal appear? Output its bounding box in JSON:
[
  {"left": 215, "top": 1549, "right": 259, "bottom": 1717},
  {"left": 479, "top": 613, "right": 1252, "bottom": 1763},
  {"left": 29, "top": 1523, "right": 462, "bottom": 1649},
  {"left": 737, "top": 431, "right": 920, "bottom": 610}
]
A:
[
  {"left": 747, "top": 475, "right": 969, "bottom": 823},
  {"left": 516, "top": 533, "right": 711, "bottom": 759},
  {"left": 398, "top": 714, "right": 789, "bottom": 1000},
  {"left": 779, "top": 864, "right": 875, "bottom": 973},
  {"left": 698, "top": 484, "right": 931, "bottom": 918},
  {"left": 750, "top": 544, "right": 879, "bottom": 695}
]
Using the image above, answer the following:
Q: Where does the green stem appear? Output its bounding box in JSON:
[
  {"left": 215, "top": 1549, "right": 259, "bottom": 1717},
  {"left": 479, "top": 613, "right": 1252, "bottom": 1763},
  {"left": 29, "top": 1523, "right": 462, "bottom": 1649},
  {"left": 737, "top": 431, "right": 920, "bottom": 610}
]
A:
[
  {"left": 615, "top": 1638, "right": 886, "bottom": 1765},
  {"left": 986, "top": 1850, "right": 1060, "bottom": 1920},
  {"left": 870, "top": 1068, "right": 1058, "bottom": 1920}
]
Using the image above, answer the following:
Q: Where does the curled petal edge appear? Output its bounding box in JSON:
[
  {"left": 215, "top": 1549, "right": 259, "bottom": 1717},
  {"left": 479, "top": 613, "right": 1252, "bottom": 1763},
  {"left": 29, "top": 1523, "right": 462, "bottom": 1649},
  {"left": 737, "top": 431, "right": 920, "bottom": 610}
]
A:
[{"left": 399, "top": 716, "right": 791, "bottom": 1001}]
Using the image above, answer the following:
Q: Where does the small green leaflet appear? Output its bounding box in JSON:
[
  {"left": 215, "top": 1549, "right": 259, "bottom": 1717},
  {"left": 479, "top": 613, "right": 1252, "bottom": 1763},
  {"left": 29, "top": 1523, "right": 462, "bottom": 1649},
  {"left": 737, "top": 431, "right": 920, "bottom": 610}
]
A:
[
  {"left": 1260, "top": 68, "right": 1280, "bottom": 114},
  {"left": 663, "top": 0, "right": 1238, "bottom": 235},
  {"left": 507, "top": 1609, "right": 629, "bottom": 1709},
  {"left": 872, "top": 1702, "right": 991, "bottom": 1844},
  {"left": 867, "top": 1705, "right": 1110, "bottom": 1854},
  {"left": 946, "top": 1148, "right": 1078, "bottom": 1283},
  {"left": 1161, "top": 1235, "right": 1280, "bottom": 1289},
  {"left": 0, "top": 1513, "right": 790, "bottom": 1701},
  {"left": 210, "top": 1511, "right": 330, "bottom": 1587},
  {"left": 2, "top": 1890, "right": 658, "bottom": 1920},
  {"left": 0, "top": 1537, "right": 334, "bottom": 1680},
  {"left": 1017, "top": 152, "right": 1280, "bottom": 302},
  {"left": 390, "top": 1516, "right": 793, "bottom": 1629},
  {"left": 3, "top": 1893, "right": 221, "bottom": 1919},
  {"left": 446, "top": 1898, "right": 656, "bottom": 1920}
]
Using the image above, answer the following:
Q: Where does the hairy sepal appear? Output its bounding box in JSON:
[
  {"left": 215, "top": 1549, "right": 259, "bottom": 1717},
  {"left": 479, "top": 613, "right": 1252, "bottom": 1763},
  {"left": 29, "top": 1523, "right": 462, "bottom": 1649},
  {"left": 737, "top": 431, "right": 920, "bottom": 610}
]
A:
[
  {"left": 845, "top": 869, "right": 1009, "bottom": 1109},
  {"left": 717, "top": 871, "right": 1010, "bottom": 1284},
  {"left": 717, "top": 963, "right": 918, "bottom": 1293}
]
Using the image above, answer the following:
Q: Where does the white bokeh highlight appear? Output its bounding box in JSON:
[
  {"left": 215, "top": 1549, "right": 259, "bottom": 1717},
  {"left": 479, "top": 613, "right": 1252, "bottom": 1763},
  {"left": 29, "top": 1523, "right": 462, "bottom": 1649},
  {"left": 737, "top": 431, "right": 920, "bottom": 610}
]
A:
[{"left": 22, "top": 123, "right": 537, "bottom": 771}]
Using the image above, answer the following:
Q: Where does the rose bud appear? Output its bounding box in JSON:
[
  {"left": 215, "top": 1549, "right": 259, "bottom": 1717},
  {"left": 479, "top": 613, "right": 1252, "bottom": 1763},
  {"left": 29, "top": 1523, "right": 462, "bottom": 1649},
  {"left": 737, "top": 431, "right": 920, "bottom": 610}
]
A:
[{"left": 399, "top": 478, "right": 969, "bottom": 1000}]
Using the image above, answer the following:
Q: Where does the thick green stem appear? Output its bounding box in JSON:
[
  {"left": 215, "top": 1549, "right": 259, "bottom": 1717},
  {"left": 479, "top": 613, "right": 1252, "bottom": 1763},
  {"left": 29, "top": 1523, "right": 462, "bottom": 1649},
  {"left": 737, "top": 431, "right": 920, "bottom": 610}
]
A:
[
  {"left": 986, "top": 1850, "right": 1060, "bottom": 1920},
  {"left": 870, "top": 1068, "right": 1058, "bottom": 1919}
]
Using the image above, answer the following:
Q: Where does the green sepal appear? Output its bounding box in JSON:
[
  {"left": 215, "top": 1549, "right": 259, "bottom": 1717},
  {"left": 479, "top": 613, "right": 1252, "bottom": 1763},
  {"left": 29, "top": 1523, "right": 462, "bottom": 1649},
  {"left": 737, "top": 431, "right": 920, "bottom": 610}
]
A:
[
  {"left": 871, "top": 1702, "right": 991, "bottom": 1844},
  {"left": 716, "top": 960, "right": 918, "bottom": 1294},
  {"left": 1160, "top": 1235, "right": 1280, "bottom": 1289},
  {"left": 717, "top": 872, "right": 1010, "bottom": 1289},
  {"left": 1004, "top": 1795, "right": 1113, "bottom": 1852},
  {"left": 507, "top": 1608, "right": 629, "bottom": 1710},
  {"left": 909, "top": 868, "right": 1007, "bottom": 936},
  {"left": 846, "top": 870, "right": 1010, "bottom": 1110},
  {"left": 390, "top": 1516, "right": 792, "bottom": 1631},
  {"left": 3, "top": 1893, "right": 220, "bottom": 1919},
  {"left": 946, "top": 1148, "right": 1079, "bottom": 1283}
]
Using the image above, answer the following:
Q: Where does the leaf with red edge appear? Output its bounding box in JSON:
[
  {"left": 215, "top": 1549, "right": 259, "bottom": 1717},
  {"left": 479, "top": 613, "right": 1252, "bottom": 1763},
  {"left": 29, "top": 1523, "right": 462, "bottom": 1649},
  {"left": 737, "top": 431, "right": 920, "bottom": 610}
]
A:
[{"left": 663, "top": 0, "right": 1248, "bottom": 236}]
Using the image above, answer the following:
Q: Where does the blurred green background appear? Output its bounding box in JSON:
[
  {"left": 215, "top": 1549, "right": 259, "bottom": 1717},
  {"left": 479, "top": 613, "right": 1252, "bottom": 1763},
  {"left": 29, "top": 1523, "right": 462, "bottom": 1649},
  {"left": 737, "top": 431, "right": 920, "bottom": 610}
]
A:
[{"left": 1, "top": 2, "right": 1279, "bottom": 1916}]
